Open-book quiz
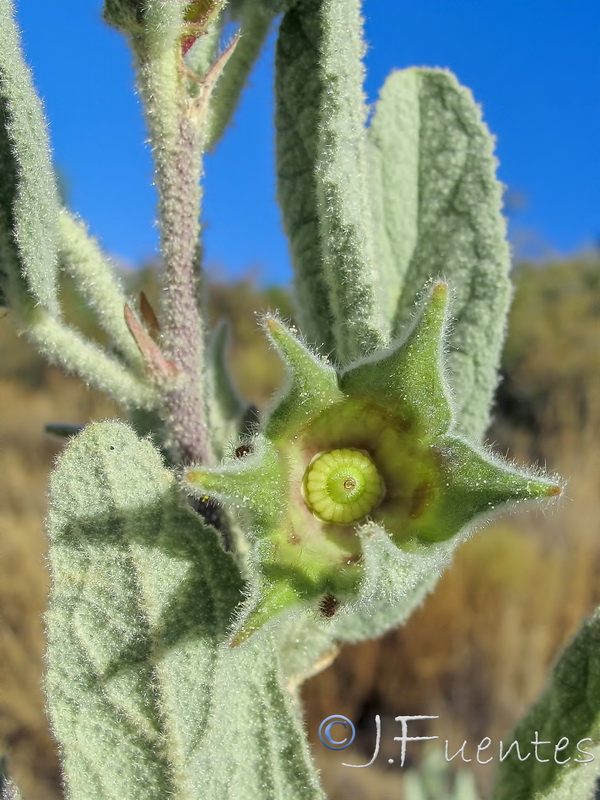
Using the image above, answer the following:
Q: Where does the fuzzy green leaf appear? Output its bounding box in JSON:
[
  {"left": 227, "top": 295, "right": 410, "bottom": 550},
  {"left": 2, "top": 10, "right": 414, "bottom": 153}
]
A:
[
  {"left": 381, "top": 69, "right": 512, "bottom": 441},
  {"left": 28, "top": 311, "right": 158, "bottom": 409},
  {"left": 103, "top": 0, "right": 144, "bottom": 33},
  {"left": 46, "top": 421, "right": 240, "bottom": 798},
  {"left": 47, "top": 422, "right": 322, "bottom": 800},
  {"left": 180, "top": 634, "right": 325, "bottom": 800},
  {"left": 206, "top": 321, "right": 245, "bottom": 457},
  {"left": 0, "top": 0, "right": 60, "bottom": 313},
  {"left": 104, "top": 0, "right": 186, "bottom": 35},
  {"left": 492, "top": 608, "right": 600, "bottom": 800},
  {"left": 367, "top": 68, "right": 420, "bottom": 326},
  {"left": 58, "top": 210, "right": 143, "bottom": 369},
  {"left": 0, "top": 758, "right": 22, "bottom": 800},
  {"left": 275, "top": 0, "right": 386, "bottom": 363}
]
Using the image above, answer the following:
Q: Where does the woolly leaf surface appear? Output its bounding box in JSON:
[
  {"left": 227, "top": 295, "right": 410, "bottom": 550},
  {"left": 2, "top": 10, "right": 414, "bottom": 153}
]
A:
[
  {"left": 275, "top": 0, "right": 386, "bottom": 362},
  {"left": 47, "top": 422, "right": 323, "bottom": 799},
  {"left": 492, "top": 608, "right": 600, "bottom": 800},
  {"left": 384, "top": 69, "right": 512, "bottom": 440},
  {"left": 0, "top": 0, "right": 60, "bottom": 313}
]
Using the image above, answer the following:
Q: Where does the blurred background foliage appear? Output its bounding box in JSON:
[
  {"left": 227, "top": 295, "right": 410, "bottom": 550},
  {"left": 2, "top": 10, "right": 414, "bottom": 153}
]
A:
[{"left": 0, "top": 250, "right": 598, "bottom": 799}]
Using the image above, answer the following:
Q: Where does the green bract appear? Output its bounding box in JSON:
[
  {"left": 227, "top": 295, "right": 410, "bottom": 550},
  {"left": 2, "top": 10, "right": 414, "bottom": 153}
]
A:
[{"left": 185, "top": 283, "right": 561, "bottom": 643}]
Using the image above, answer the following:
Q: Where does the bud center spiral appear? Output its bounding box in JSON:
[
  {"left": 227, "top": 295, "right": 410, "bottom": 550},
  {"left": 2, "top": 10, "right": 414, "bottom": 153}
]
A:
[{"left": 302, "top": 448, "right": 384, "bottom": 524}]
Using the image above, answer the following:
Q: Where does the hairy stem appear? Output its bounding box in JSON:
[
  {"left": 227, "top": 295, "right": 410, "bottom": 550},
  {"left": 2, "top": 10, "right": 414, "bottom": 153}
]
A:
[
  {"left": 159, "top": 114, "right": 209, "bottom": 465},
  {"left": 133, "top": 32, "right": 211, "bottom": 466}
]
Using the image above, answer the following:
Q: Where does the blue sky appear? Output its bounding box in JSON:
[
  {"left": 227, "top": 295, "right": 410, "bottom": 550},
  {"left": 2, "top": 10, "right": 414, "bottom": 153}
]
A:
[{"left": 14, "top": 0, "right": 600, "bottom": 285}]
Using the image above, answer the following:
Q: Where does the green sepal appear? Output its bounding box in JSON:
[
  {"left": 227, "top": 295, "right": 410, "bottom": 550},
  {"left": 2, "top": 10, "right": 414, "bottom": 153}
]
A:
[
  {"left": 340, "top": 282, "right": 452, "bottom": 438},
  {"left": 394, "top": 435, "right": 562, "bottom": 545},
  {"left": 185, "top": 435, "right": 286, "bottom": 530},
  {"left": 231, "top": 578, "right": 301, "bottom": 647},
  {"left": 262, "top": 316, "right": 343, "bottom": 442},
  {"left": 331, "top": 523, "right": 455, "bottom": 642},
  {"left": 429, "top": 436, "right": 562, "bottom": 539}
]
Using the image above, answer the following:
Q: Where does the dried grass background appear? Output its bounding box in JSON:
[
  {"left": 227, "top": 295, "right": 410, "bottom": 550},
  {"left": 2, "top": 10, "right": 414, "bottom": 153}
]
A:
[{"left": 0, "top": 256, "right": 598, "bottom": 799}]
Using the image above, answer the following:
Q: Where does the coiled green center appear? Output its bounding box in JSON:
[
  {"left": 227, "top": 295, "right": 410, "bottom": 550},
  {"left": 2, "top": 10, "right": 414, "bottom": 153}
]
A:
[{"left": 303, "top": 448, "right": 384, "bottom": 524}]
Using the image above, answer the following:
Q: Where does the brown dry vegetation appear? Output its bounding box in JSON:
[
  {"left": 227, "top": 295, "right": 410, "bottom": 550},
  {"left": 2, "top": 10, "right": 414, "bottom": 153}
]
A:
[{"left": 0, "top": 255, "right": 598, "bottom": 799}]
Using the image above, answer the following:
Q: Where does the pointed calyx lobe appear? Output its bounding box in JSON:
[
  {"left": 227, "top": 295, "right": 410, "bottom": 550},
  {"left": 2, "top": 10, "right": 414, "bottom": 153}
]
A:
[{"left": 185, "top": 283, "right": 562, "bottom": 640}]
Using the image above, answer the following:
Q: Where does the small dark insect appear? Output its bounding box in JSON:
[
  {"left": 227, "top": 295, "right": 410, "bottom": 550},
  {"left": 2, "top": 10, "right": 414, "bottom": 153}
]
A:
[
  {"left": 235, "top": 444, "right": 252, "bottom": 459},
  {"left": 319, "top": 593, "right": 339, "bottom": 619}
]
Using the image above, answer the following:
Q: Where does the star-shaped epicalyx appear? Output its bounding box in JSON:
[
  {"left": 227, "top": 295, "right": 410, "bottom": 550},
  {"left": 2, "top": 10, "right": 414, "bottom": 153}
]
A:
[{"left": 185, "top": 282, "right": 562, "bottom": 643}]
